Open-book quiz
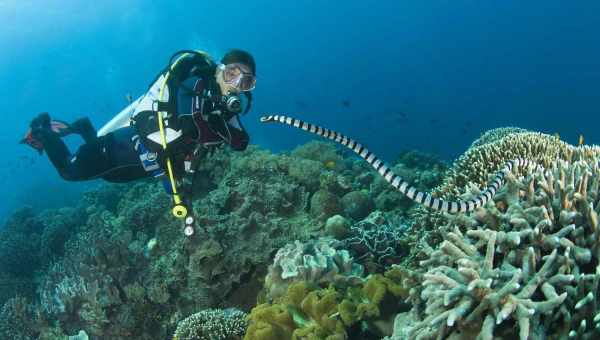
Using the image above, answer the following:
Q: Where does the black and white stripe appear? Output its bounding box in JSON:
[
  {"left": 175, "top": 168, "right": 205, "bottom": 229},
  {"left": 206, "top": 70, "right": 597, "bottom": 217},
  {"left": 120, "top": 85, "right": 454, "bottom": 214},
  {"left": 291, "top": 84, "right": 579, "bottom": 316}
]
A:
[{"left": 260, "top": 114, "right": 547, "bottom": 214}]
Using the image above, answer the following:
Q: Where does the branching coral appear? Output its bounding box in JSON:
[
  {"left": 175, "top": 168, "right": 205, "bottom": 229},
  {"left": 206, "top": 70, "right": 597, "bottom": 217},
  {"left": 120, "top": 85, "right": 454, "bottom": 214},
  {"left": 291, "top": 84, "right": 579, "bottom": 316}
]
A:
[{"left": 408, "top": 158, "right": 600, "bottom": 339}]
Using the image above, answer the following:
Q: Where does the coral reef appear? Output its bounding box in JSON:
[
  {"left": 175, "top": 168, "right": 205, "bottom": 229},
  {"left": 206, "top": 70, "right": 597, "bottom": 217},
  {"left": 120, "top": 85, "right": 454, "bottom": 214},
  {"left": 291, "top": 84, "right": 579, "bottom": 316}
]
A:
[
  {"left": 3, "top": 143, "right": 354, "bottom": 339},
  {"left": 0, "top": 296, "right": 37, "bottom": 340},
  {"left": 406, "top": 158, "right": 600, "bottom": 339},
  {"left": 6, "top": 120, "right": 586, "bottom": 340},
  {"left": 264, "top": 238, "right": 364, "bottom": 300},
  {"left": 173, "top": 308, "right": 247, "bottom": 340}
]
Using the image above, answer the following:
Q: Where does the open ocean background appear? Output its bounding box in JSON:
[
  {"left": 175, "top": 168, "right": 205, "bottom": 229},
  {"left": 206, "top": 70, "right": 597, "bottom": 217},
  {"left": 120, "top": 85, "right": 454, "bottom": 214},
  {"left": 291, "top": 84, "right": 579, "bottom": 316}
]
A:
[{"left": 0, "top": 0, "right": 598, "bottom": 225}]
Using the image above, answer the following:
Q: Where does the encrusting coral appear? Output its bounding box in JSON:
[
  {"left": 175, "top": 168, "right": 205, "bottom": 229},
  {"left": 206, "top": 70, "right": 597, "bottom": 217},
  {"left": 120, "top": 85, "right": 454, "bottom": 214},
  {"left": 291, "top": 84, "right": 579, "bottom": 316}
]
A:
[{"left": 406, "top": 157, "right": 600, "bottom": 339}]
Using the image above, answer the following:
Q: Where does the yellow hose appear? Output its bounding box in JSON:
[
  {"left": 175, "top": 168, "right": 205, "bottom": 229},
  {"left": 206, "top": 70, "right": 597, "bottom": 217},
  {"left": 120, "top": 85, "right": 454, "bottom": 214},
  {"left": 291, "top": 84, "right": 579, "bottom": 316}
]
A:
[{"left": 156, "top": 50, "right": 212, "bottom": 219}]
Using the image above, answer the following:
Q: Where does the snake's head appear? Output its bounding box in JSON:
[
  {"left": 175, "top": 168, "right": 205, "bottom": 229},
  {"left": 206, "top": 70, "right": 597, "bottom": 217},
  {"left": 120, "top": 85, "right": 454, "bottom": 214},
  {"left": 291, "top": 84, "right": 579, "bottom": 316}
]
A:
[{"left": 260, "top": 115, "right": 279, "bottom": 123}]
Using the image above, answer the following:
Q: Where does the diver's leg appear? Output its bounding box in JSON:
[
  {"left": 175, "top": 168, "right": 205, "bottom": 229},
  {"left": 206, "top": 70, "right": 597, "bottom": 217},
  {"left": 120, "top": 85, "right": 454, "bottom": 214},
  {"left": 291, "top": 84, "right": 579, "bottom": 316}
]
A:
[
  {"left": 29, "top": 113, "right": 118, "bottom": 181},
  {"left": 69, "top": 117, "right": 97, "bottom": 144},
  {"left": 56, "top": 126, "right": 149, "bottom": 182}
]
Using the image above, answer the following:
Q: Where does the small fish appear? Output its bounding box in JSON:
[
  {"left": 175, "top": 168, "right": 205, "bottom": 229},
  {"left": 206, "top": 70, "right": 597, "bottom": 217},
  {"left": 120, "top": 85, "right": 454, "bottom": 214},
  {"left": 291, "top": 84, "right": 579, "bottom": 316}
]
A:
[
  {"left": 579, "top": 135, "right": 584, "bottom": 146},
  {"left": 324, "top": 160, "right": 336, "bottom": 170},
  {"left": 396, "top": 111, "right": 408, "bottom": 119},
  {"left": 296, "top": 100, "right": 307, "bottom": 109},
  {"left": 341, "top": 99, "right": 351, "bottom": 108},
  {"left": 125, "top": 93, "right": 133, "bottom": 104}
]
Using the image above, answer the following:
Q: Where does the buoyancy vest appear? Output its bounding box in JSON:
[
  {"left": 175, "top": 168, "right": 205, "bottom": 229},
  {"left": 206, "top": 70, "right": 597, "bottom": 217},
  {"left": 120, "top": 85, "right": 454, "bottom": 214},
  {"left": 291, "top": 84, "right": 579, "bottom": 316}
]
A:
[{"left": 131, "top": 51, "right": 217, "bottom": 154}]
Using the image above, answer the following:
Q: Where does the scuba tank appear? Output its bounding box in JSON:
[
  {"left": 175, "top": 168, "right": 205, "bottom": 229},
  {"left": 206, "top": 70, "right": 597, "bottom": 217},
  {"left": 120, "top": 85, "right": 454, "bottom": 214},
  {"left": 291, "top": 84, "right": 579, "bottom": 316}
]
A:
[{"left": 97, "top": 95, "right": 143, "bottom": 137}]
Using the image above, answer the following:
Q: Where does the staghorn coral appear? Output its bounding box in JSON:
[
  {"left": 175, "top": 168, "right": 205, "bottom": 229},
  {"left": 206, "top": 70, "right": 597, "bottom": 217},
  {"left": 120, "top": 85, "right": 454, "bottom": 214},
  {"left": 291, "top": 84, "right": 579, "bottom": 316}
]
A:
[
  {"left": 173, "top": 308, "right": 247, "bottom": 340},
  {"left": 407, "top": 157, "right": 600, "bottom": 339},
  {"left": 264, "top": 238, "right": 364, "bottom": 301}
]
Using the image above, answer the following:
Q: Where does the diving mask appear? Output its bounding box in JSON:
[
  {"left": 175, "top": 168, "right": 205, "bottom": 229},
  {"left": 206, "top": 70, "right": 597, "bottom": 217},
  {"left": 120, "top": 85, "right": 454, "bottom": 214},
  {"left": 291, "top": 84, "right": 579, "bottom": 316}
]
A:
[{"left": 219, "top": 63, "right": 256, "bottom": 91}]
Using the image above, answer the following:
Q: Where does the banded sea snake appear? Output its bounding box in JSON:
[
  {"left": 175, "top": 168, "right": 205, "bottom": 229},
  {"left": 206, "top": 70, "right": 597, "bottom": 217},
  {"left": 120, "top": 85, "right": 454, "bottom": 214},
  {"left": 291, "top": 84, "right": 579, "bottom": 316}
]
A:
[{"left": 260, "top": 114, "right": 549, "bottom": 214}]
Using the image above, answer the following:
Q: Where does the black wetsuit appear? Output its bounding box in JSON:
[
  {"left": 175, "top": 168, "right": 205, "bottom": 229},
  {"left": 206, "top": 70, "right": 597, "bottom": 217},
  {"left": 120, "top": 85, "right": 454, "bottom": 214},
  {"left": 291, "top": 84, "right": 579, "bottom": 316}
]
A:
[{"left": 39, "top": 55, "right": 250, "bottom": 183}]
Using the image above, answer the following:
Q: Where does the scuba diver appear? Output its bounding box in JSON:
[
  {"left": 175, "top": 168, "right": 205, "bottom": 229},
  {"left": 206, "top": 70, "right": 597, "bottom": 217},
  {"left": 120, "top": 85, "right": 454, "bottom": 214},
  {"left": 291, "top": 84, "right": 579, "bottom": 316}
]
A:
[{"left": 21, "top": 49, "right": 256, "bottom": 234}]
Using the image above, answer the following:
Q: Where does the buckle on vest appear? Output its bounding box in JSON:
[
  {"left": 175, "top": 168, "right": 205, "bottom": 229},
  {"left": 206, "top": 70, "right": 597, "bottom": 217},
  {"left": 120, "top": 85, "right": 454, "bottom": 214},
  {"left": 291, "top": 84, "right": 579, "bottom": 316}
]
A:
[{"left": 153, "top": 100, "right": 171, "bottom": 113}]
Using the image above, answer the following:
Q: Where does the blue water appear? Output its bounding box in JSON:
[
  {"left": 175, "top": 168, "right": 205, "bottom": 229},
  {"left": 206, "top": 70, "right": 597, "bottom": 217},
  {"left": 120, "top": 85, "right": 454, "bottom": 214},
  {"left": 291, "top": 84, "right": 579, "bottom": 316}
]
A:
[{"left": 1, "top": 0, "right": 599, "bottom": 224}]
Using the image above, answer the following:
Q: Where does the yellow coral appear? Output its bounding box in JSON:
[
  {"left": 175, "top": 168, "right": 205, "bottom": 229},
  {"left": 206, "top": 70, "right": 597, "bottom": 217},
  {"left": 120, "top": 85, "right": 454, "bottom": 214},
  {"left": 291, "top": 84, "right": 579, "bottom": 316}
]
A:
[
  {"left": 244, "top": 304, "right": 295, "bottom": 340},
  {"left": 248, "top": 267, "right": 408, "bottom": 340}
]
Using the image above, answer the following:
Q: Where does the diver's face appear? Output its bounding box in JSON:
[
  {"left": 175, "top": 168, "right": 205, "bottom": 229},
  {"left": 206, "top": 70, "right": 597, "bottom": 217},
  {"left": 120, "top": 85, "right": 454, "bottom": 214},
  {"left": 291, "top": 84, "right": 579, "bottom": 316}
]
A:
[
  {"left": 215, "top": 63, "right": 255, "bottom": 95},
  {"left": 216, "top": 68, "right": 237, "bottom": 95}
]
